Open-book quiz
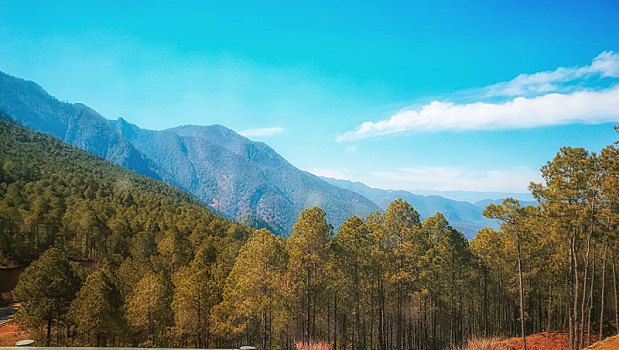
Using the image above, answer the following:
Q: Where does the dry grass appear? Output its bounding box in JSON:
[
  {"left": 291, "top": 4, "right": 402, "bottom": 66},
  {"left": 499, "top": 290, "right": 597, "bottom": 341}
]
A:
[
  {"left": 452, "top": 337, "right": 513, "bottom": 350},
  {"left": 500, "top": 332, "right": 569, "bottom": 350},
  {"left": 295, "top": 341, "right": 333, "bottom": 350},
  {"left": 587, "top": 334, "right": 619, "bottom": 349}
]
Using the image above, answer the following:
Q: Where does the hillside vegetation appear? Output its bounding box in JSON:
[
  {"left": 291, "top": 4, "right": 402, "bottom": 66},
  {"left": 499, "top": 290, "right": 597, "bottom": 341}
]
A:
[
  {"left": 0, "top": 112, "right": 251, "bottom": 265},
  {"left": 1, "top": 114, "right": 618, "bottom": 350}
]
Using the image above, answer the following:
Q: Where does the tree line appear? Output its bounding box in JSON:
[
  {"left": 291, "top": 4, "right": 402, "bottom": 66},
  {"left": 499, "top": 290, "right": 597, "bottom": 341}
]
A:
[{"left": 1, "top": 114, "right": 618, "bottom": 349}]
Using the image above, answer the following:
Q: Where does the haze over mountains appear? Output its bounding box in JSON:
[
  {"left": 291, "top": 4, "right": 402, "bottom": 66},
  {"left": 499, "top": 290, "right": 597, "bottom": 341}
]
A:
[
  {"left": 321, "top": 177, "right": 517, "bottom": 237},
  {"left": 0, "top": 70, "right": 536, "bottom": 237}
]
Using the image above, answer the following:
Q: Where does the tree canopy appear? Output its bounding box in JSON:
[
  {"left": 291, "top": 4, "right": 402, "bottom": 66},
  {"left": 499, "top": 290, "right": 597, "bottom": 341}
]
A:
[{"left": 2, "top": 114, "right": 618, "bottom": 350}]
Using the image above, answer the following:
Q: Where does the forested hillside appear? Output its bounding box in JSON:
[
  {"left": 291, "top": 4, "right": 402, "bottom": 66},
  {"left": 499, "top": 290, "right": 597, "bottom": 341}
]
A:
[
  {"left": 2, "top": 114, "right": 618, "bottom": 350},
  {"left": 0, "top": 111, "right": 251, "bottom": 265}
]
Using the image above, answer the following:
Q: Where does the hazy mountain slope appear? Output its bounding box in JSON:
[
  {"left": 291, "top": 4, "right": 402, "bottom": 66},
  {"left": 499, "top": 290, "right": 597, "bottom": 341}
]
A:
[
  {"left": 320, "top": 177, "right": 502, "bottom": 238},
  {"left": 412, "top": 189, "right": 535, "bottom": 203},
  {"left": 0, "top": 72, "right": 163, "bottom": 180},
  {"left": 473, "top": 198, "right": 538, "bottom": 210},
  {"left": 113, "top": 120, "right": 380, "bottom": 233},
  {"left": 0, "top": 71, "right": 379, "bottom": 234}
]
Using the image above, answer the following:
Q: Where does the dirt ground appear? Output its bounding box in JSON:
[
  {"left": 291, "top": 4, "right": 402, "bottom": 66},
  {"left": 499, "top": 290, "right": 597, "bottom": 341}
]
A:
[{"left": 0, "top": 322, "right": 30, "bottom": 346}]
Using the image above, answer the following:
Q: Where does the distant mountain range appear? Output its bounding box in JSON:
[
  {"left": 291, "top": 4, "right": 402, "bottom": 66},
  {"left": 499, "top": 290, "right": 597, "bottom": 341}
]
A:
[
  {"left": 407, "top": 190, "right": 535, "bottom": 204},
  {"left": 321, "top": 177, "right": 524, "bottom": 238},
  {"left": 0, "top": 70, "right": 538, "bottom": 238}
]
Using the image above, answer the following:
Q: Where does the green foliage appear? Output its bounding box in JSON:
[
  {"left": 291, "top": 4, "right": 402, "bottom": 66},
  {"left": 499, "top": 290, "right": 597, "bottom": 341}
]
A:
[
  {"left": 126, "top": 272, "right": 173, "bottom": 347},
  {"left": 213, "top": 229, "right": 289, "bottom": 348},
  {"left": 13, "top": 247, "right": 80, "bottom": 345},
  {"left": 0, "top": 118, "right": 250, "bottom": 265},
  {"left": 68, "top": 262, "right": 126, "bottom": 346},
  {"left": 3, "top": 114, "right": 619, "bottom": 350},
  {"left": 171, "top": 237, "right": 236, "bottom": 348}
]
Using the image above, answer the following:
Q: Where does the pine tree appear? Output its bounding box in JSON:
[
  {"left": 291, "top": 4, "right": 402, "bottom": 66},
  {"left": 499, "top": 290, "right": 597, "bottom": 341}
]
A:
[
  {"left": 332, "top": 216, "right": 371, "bottom": 349},
  {"left": 68, "top": 262, "right": 125, "bottom": 346},
  {"left": 484, "top": 199, "right": 533, "bottom": 350},
  {"left": 214, "top": 229, "right": 288, "bottom": 349},
  {"left": 13, "top": 247, "right": 80, "bottom": 345},
  {"left": 126, "top": 272, "right": 173, "bottom": 347},
  {"left": 383, "top": 199, "right": 421, "bottom": 350},
  {"left": 286, "top": 207, "right": 332, "bottom": 344}
]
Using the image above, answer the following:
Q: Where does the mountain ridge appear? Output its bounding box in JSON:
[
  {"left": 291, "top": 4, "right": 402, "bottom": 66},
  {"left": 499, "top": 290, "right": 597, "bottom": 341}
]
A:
[
  {"left": 319, "top": 176, "right": 539, "bottom": 238},
  {"left": 0, "top": 70, "right": 379, "bottom": 235}
]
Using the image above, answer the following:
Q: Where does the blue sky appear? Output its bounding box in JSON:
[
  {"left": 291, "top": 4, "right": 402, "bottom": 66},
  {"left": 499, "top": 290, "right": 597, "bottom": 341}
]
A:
[{"left": 1, "top": 0, "right": 618, "bottom": 193}]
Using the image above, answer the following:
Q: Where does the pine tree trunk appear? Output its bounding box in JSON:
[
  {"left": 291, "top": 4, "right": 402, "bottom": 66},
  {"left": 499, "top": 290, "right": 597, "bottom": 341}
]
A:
[
  {"left": 600, "top": 244, "right": 607, "bottom": 341},
  {"left": 379, "top": 277, "right": 385, "bottom": 350},
  {"left": 261, "top": 309, "right": 267, "bottom": 350},
  {"left": 613, "top": 251, "right": 618, "bottom": 335},
  {"left": 47, "top": 318, "right": 52, "bottom": 346},
  {"left": 517, "top": 237, "right": 527, "bottom": 350},
  {"left": 586, "top": 249, "right": 596, "bottom": 347},
  {"left": 571, "top": 233, "right": 580, "bottom": 350},
  {"left": 580, "top": 235, "right": 592, "bottom": 349},
  {"left": 355, "top": 272, "right": 363, "bottom": 350},
  {"left": 334, "top": 292, "right": 338, "bottom": 350},
  {"left": 397, "top": 280, "right": 403, "bottom": 350},
  {"left": 306, "top": 267, "right": 311, "bottom": 344},
  {"left": 483, "top": 265, "right": 488, "bottom": 337}
]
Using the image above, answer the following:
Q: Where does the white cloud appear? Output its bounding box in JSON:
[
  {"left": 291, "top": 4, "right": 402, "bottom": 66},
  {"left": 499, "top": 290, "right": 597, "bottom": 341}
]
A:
[
  {"left": 338, "top": 51, "right": 619, "bottom": 142},
  {"left": 307, "top": 168, "right": 349, "bottom": 180},
  {"left": 337, "top": 85, "right": 619, "bottom": 141},
  {"left": 484, "top": 51, "right": 619, "bottom": 97},
  {"left": 368, "top": 166, "right": 542, "bottom": 193},
  {"left": 239, "top": 126, "right": 284, "bottom": 137}
]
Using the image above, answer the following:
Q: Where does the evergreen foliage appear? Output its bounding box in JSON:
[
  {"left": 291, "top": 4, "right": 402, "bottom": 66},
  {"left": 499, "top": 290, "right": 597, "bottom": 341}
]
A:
[
  {"left": 2, "top": 115, "right": 618, "bottom": 350},
  {"left": 12, "top": 247, "right": 80, "bottom": 345}
]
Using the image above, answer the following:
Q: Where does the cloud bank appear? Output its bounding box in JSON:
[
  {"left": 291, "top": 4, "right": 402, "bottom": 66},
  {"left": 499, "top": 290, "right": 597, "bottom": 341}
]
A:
[
  {"left": 239, "top": 126, "right": 284, "bottom": 137},
  {"left": 338, "top": 51, "right": 619, "bottom": 142}
]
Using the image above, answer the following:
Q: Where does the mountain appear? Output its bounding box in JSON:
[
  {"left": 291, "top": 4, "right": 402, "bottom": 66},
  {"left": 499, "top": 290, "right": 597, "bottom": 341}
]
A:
[
  {"left": 473, "top": 198, "right": 538, "bottom": 211},
  {"left": 0, "top": 71, "right": 379, "bottom": 235},
  {"left": 320, "top": 177, "right": 509, "bottom": 238},
  {"left": 410, "top": 190, "right": 535, "bottom": 203}
]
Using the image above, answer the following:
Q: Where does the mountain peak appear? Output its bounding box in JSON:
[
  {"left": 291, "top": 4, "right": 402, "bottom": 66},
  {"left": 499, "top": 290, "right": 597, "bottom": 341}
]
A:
[{"left": 168, "top": 124, "right": 245, "bottom": 141}]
